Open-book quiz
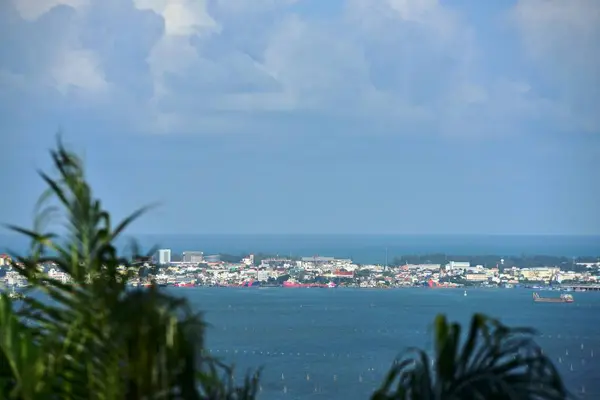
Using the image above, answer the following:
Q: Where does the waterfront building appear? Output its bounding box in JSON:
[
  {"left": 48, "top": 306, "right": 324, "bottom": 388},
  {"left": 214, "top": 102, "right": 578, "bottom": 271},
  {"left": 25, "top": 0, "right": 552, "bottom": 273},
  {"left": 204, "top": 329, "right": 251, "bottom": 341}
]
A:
[
  {"left": 157, "top": 249, "right": 171, "bottom": 265},
  {"left": 404, "top": 264, "right": 441, "bottom": 271},
  {"left": 257, "top": 270, "right": 270, "bottom": 282},
  {"left": 465, "top": 273, "right": 488, "bottom": 282},
  {"left": 446, "top": 261, "right": 470, "bottom": 271},
  {"left": 520, "top": 267, "right": 559, "bottom": 281},
  {"left": 301, "top": 256, "right": 335, "bottom": 263},
  {"left": 182, "top": 251, "right": 204, "bottom": 264}
]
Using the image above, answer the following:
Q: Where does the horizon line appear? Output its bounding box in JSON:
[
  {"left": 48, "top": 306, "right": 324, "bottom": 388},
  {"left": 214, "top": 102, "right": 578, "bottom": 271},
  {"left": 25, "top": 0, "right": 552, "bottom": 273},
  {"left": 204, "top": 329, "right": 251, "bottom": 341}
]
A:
[
  {"left": 76, "top": 232, "right": 600, "bottom": 237},
  {"left": 2, "top": 232, "right": 600, "bottom": 237}
]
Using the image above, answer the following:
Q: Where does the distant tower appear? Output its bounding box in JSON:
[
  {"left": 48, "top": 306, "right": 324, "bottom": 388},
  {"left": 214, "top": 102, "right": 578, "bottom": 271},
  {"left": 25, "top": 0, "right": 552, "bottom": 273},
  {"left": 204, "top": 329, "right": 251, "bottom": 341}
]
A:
[
  {"left": 157, "top": 249, "right": 172, "bottom": 265},
  {"left": 385, "top": 247, "right": 388, "bottom": 270}
]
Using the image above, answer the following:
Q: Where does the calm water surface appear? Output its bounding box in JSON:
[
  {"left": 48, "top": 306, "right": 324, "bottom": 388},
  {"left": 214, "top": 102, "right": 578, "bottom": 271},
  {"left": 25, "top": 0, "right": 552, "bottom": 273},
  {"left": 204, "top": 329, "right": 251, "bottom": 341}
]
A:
[{"left": 173, "top": 287, "right": 600, "bottom": 399}]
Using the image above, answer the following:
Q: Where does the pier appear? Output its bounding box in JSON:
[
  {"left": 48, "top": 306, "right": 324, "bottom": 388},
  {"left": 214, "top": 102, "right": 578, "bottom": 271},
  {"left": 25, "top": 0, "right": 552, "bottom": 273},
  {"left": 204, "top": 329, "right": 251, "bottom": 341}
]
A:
[{"left": 561, "top": 284, "right": 600, "bottom": 291}]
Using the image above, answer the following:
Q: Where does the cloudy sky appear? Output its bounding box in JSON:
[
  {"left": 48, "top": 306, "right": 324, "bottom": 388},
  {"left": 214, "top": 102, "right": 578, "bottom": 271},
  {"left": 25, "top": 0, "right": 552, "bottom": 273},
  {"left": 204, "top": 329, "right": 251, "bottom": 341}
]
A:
[{"left": 1, "top": 0, "right": 599, "bottom": 235}]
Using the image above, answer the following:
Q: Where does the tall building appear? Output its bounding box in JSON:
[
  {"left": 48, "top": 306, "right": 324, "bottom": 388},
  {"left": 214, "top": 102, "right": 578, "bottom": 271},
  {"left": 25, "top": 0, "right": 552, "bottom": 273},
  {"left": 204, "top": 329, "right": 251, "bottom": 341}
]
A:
[
  {"left": 157, "top": 249, "right": 171, "bottom": 265},
  {"left": 182, "top": 251, "right": 204, "bottom": 264}
]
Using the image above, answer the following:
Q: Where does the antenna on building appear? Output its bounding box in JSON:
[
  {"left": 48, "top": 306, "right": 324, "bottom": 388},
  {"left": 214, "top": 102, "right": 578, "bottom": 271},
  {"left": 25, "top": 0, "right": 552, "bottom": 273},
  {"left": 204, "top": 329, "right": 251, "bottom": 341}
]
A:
[{"left": 385, "top": 247, "right": 388, "bottom": 270}]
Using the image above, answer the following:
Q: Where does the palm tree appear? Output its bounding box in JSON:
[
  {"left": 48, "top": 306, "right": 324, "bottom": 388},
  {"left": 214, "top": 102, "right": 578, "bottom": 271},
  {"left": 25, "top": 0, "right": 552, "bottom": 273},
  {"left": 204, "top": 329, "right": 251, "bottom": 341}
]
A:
[
  {"left": 371, "top": 314, "right": 571, "bottom": 400},
  {"left": 0, "top": 139, "right": 259, "bottom": 399}
]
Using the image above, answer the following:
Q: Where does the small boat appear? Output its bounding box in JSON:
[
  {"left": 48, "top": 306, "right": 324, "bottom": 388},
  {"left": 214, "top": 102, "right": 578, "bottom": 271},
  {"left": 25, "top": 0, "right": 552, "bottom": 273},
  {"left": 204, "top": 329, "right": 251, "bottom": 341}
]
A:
[
  {"left": 464, "top": 290, "right": 467, "bottom": 297},
  {"left": 533, "top": 292, "right": 574, "bottom": 303}
]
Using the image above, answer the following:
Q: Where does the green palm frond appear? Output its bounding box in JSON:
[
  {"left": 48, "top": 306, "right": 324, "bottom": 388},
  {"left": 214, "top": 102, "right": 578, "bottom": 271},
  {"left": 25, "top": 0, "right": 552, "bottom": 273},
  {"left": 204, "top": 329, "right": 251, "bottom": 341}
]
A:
[
  {"left": 0, "top": 137, "right": 259, "bottom": 399},
  {"left": 372, "top": 314, "right": 571, "bottom": 400}
]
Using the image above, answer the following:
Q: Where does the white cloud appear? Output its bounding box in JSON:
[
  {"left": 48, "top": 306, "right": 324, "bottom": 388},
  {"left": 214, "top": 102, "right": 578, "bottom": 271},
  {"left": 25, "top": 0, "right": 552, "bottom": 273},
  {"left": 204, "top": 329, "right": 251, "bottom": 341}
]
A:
[
  {"left": 511, "top": 0, "right": 600, "bottom": 132},
  {"left": 134, "top": 0, "right": 221, "bottom": 107},
  {"left": 2, "top": 0, "right": 599, "bottom": 136},
  {"left": 10, "top": 0, "right": 88, "bottom": 21},
  {"left": 512, "top": 0, "right": 600, "bottom": 61},
  {"left": 213, "top": 0, "right": 299, "bottom": 16},
  {"left": 133, "top": 0, "right": 218, "bottom": 36},
  {"left": 50, "top": 49, "right": 108, "bottom": 94}
]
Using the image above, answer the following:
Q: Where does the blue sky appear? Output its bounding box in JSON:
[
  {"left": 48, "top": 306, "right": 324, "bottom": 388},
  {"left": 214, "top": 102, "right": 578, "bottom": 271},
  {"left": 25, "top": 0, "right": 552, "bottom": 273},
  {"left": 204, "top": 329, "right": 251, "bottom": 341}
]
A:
[{"left": 1, "top": 0, "right": 599, "bottom": 235}]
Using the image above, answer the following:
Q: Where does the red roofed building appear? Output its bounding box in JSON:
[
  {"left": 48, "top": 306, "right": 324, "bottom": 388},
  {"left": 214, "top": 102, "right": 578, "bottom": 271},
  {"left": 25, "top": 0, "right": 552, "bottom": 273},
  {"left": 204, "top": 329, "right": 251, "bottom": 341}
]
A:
[{"left": 333, "top": 269, "right": 353, "bottom": 277}]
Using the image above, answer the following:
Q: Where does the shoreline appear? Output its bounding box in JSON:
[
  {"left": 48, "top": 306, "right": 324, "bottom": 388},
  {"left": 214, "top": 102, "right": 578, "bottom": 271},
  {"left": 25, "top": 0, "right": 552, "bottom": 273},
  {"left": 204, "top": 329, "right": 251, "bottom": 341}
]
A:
[{"left": 147, "top": 283, "right": 600, "bottom": 291}]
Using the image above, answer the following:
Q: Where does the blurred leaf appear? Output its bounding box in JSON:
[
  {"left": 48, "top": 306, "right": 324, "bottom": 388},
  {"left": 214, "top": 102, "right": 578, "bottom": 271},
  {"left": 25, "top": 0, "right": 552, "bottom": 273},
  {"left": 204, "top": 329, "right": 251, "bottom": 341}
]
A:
[
  {"left": 0, "top": 137, "right": 259, "bottom": 399},
  {"left": 372, "top": 313, "right": 571, "bottom": 400}
]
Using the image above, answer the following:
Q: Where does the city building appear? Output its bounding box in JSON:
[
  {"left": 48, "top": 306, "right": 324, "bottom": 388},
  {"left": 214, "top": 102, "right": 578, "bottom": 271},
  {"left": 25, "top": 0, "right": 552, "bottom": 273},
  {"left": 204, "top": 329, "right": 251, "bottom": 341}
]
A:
[
  {"left": 182, "top": 251, "right": 204, "bottom": 264},
  {"left": 157, "top": 249, "right": 172, "bottom": 265},
  {"left": 465, "top": 273, "right": 488, "bottom": 281},
  {"left": 446, "top": 261, "right": 470, "bottom": 271},
  {"left": 301, "top": 256, "right": 335, "bottom": 263},
  {"left": 257, "top": 270, "right": 270, "bottom": 282},
  {"left": 404, "top": 264, "right": 441, "bottom": 271}
]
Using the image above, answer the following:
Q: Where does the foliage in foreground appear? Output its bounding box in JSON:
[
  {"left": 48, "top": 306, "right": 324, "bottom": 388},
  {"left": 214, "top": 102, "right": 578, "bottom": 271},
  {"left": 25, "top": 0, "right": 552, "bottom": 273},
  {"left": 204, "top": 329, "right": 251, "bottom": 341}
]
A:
[
  {"left": 0, "top": 140, "right": 259, "bottom": 399},
  {"left": 371, "top": 314, "right": 571, "bottom": 400},
  {"left": 0, "top": 140, "right": 570, "bottom": 399}
]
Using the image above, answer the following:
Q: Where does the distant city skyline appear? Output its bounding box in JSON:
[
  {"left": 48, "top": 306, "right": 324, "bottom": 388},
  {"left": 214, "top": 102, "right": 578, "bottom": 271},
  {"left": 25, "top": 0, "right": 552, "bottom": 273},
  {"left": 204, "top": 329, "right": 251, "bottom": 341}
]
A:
[{"left": 1, "top": 0, "right": 599, "bottom": 235}]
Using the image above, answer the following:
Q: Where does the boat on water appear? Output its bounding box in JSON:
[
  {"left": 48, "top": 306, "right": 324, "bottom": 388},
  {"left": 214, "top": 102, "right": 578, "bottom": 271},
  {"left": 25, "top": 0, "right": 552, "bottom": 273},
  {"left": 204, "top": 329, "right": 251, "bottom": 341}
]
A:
[
  {"left": 533, "top": 292, "right": 574, "bottom": 303},
  {"left": 464, "top": 290, "right": 467, "bottom": 297}
]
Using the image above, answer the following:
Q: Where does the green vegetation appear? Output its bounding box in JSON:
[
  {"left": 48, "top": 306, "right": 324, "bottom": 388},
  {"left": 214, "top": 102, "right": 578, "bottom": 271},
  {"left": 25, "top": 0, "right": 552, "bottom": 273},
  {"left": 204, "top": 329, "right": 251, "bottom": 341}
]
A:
[
  {"left": 373, "top": 314, "right": 570, "bottom": 399},
  {"left": 0, "top": 140, "right": 571, "bottom": 399},
  {"left": 0, "top": 141, "right": 259, "bottom": 399}
]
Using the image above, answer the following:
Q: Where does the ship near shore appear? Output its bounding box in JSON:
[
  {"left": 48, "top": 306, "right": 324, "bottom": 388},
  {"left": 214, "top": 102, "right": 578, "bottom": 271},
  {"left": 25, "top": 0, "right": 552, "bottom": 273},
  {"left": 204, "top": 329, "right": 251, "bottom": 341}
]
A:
[{"left": 533, "top": 292, "right": 574, "bottom": 303}]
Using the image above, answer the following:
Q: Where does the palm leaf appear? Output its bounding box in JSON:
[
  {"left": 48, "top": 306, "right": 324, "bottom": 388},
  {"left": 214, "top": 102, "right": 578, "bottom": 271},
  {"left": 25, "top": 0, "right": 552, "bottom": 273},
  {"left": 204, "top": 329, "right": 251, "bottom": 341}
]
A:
[
  {"left": 0, "top": 137, "right": 259, "bottom": 399},
  {"left": 372, "top": 313, "right": 571, "bottom": 400}
]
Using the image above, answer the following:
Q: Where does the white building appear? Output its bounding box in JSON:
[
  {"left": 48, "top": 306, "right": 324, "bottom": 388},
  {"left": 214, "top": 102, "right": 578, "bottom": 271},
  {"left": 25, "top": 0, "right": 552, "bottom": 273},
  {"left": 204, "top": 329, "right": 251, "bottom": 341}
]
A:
[
  {"left": 157, "top": 249, "right": 172, "bottom": 265},
  {"left": 257, "top": 270, "right": 270, "bottom": 282},
  {"left": 405, "top": 264, "right": 441, "bottom": 270},
  {"left": 446, "top": 261, "right": 470, "bottom": 271}
]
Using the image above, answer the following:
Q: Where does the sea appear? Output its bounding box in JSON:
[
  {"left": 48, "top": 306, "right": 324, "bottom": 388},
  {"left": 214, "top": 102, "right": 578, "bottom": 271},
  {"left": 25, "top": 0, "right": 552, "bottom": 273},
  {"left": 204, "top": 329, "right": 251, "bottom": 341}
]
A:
[
  {"left": 2, "top": 234, "right": 599, "bottom": 398},
  {"left": 3, "top": 234, "right": 599, "bottom": 263},
  {"left": 182, "top": 287, "right": 600, "bottom": 399}
]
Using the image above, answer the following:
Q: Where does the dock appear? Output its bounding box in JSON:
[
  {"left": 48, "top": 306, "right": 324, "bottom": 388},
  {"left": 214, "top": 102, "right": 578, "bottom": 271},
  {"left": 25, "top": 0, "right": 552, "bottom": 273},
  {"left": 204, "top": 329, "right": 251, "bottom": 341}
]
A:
[{"left": 561, "top": 284, "right": 600, "bottom": 292}]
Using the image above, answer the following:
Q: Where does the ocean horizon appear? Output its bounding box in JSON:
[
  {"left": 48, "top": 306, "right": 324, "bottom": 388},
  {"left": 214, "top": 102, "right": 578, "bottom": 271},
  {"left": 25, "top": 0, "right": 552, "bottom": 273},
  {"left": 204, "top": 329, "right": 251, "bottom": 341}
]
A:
[{"left": 1, "top": 234, "right": 599, "bottom": 264}]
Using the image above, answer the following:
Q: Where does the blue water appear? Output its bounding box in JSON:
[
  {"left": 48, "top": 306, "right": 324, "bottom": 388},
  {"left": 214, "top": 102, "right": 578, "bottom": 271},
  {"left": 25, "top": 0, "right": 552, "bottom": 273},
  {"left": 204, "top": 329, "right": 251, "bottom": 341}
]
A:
[
  {"left": 177, "top": 287, "right": 600, "bottom": 399},
  {"left": 2, "top": 234, "right": 599, "bottom": 263}
]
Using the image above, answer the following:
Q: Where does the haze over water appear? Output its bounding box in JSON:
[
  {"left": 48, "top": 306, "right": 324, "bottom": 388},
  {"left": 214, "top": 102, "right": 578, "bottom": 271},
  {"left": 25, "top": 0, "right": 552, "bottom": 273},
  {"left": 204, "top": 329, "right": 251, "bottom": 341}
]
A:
[
  {"left": 3, "top": 234, "right": 599, "bottom": 263},
  {"left": 179, "top": 287, "right": 600, "bottom": 400}
]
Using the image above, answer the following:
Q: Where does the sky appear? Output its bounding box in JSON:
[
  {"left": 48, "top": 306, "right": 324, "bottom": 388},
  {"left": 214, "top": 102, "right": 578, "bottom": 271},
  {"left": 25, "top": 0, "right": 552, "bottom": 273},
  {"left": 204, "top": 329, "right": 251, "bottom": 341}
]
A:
[{"left": 0, "top": 0, "right": 599, "bottom": 235}]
